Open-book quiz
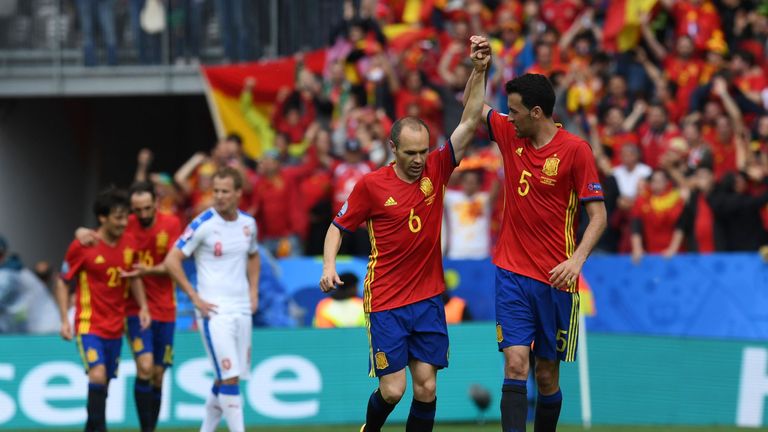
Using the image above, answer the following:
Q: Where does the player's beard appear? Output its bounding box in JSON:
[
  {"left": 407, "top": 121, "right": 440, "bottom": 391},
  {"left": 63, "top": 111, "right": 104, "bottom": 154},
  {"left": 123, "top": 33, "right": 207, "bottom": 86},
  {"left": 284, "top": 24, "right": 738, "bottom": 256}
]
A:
[{"left": 138, "top": 217, "right": 154, "bottom": 228}]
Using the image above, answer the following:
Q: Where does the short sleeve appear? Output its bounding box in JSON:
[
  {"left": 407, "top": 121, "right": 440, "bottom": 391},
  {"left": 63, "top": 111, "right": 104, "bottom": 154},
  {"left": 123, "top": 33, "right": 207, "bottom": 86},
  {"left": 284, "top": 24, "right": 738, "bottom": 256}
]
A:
[
  {"left": 487, "top": 110, "right": 518, "bottom": 155},
  {"left": 429, "top": 140, "right": 458, "bottom": 186},
  {"left": 60, "top": 240, "right": 84, "bottom": 283},
  {"left": 333, "top": 176, "right": 372, "bottom": 232},
  {"left": 572, "top": 141, "right": 605, "bottom": 202},
  {"left": 248, "top": 220, "right": 260, "bottom": 255},
  {"left": 176, "top": 222, "right": 205, "bottom": 257}
]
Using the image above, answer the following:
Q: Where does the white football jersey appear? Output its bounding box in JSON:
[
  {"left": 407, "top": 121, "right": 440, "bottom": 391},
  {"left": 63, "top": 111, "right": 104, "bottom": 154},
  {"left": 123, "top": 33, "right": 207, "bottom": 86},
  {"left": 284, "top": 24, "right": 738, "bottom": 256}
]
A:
[{"left": 176, "top": 208, "right": 259, "bottom": 315}]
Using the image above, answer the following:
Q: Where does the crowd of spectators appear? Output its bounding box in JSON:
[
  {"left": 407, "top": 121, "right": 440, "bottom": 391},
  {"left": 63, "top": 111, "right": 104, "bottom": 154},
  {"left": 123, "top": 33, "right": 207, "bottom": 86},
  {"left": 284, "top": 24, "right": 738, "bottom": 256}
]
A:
[{"left": 145, "top": 0, "right": 768, "bottom": 260}]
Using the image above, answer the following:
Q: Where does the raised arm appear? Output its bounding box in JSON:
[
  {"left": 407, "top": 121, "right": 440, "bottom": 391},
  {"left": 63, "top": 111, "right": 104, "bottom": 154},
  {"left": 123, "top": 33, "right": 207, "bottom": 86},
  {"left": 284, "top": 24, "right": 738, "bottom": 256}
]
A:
[{"left": 451, "top": 35, "right": 492, "bottom": 163}]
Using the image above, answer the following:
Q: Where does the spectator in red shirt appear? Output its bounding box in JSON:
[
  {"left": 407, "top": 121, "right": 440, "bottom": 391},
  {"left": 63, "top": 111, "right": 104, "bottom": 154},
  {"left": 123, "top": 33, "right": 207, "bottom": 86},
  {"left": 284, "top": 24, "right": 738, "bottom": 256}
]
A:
[
  {"left": 637, "top": 103, "right": 680, "bottom": 169},
  {"left": 252, "top": 151, "right": 304, "bottom": 257},
  {"left": 631, "top": 169, "right": 685, "bottom": 262},
  {"left": 539, "top": 0, "right": 584, "bottom": 36},
  {"left": 332, "top": 139, "right": 376, "bottom": 256},
  {"left": 675, "top": 165, "right": 718, "bottom": 254},
  {"left": 662, "top": 0, "right": 722, "bottom": 52}
]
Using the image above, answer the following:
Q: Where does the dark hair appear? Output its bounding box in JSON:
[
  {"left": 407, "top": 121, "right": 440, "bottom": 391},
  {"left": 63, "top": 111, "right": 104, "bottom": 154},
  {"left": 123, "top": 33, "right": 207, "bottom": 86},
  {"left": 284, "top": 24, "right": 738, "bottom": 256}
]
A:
[
  {"left": 226, "top": 133, "right": 243, "bottom": 146},
  {"left": 733, "top": 49, "right": 755, "bottom": 66},
  {"left": 213, "top": 166, "right": 244, "bottom": 190},
  {"left": 505, "top": 74, "right": 556, "bottom": 117},
  {"left": 390, "top": 116, "right": 430, "bottom": 148},
  {"left": 93, "top": 186, "right": 129, "bottom": 219},
  {"left": 129, "top": 181, "right": 156, "bottom": 200}
]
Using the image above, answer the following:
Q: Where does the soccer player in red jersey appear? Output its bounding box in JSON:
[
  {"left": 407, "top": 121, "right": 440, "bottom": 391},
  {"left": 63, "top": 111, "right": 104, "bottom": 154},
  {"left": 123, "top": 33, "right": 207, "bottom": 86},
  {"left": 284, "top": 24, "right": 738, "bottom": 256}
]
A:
[
  {"left": 77, "top": 181, "right": 182, "bottom": 431},
  {"left": 473, "top": 71, "right": 607, "bottom": 431},
  {"left": 56, "top": 188, "right": 151, "bottom": 432},
  {"left": 319, "top": 35, "right": 491, "bottom": 432}
]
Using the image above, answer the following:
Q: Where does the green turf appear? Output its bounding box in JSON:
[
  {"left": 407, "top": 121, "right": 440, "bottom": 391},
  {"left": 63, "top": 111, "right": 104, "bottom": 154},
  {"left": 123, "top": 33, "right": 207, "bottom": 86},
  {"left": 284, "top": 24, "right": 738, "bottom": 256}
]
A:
[{"left": 10, "top": 424, "right": 768, "bottom": 432}]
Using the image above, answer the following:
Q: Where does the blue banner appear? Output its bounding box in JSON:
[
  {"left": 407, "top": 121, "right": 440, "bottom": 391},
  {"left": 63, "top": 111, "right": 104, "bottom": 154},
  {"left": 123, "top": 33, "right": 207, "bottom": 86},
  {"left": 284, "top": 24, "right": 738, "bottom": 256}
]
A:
[{"left": 277, "top": 254, "right": 768, "bottom": 340}]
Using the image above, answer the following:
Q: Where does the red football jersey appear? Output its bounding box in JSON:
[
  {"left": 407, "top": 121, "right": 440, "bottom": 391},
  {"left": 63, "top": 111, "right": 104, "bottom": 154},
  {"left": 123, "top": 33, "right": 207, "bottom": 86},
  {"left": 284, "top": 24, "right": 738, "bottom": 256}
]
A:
[
  {"left": 125, "top": 212, "right": 182, "bottom": 321},
  {"left": 488, "top": 110, "right": 604, "bottom": 292},
  {"left": 333, "top": 141, "right": 457, "bottom": 312},
  {"left": 61, "top": 234, "right": 138, "bottom": 338}
]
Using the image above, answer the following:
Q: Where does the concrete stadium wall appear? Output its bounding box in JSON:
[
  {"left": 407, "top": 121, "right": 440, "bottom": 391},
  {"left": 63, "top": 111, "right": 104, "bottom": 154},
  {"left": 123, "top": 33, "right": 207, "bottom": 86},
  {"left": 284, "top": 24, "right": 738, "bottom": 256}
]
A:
[{"left": 0, "top": 96, "right": 216, "bottom": 267}]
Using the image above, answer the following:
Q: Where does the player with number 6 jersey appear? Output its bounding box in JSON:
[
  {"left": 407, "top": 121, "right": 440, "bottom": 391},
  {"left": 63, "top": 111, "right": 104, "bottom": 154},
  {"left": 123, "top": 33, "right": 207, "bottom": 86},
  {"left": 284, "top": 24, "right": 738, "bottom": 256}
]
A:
[{"left": 319, "top": 35, "right": 492, "bottom": 432}]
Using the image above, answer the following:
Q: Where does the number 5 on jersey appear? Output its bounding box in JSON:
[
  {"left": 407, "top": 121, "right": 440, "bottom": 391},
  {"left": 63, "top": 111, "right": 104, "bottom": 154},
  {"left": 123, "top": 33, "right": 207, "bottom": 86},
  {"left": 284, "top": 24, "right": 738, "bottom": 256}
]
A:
[{"left": 517, "top": 169, "right": 532, "bottom": 196}]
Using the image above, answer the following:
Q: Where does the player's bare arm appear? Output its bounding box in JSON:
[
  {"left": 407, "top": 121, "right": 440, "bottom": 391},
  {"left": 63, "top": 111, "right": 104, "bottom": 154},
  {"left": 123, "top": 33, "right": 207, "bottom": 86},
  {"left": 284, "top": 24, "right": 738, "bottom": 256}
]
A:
[
  {"left": 548, "top": 200, "right": 607, "bottom": 289},
  {"left": 319, "top": 224, "right": 344, "bottom": 293},
  {"left": 247, "top": 252, "right": 261, "bottom": 314},
  {"left": 130, "top": 277, "right": 152, "bottom": 330},
  {"left": 164, "top": 247, "right": 218, "bottom": 317},
  {"left": 54, "top": 277, "right": 72, "bottom": 341},
  {"left": 463, "top": 37, "right": 494, "bottom": 127},
  {"left": 451, "top": 35, "right": 491, "bottom": 163}
]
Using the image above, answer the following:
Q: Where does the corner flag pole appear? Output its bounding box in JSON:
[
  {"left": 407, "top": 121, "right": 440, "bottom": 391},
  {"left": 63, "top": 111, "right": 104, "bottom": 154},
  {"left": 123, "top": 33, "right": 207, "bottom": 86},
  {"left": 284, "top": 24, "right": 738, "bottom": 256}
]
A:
[{"left": 578, "top": 312, "right": 592, "bottom": 429}]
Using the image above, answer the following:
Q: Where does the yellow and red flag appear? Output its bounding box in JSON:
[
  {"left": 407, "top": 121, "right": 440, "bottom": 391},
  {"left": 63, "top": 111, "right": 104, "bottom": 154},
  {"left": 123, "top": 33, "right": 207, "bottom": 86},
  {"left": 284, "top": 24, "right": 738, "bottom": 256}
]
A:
[
  {"left": 603, "top": 0, "right": 658, "bottom": 53},
  {"left": 201, "top": 50, "right": 326, "bottom": 159}
]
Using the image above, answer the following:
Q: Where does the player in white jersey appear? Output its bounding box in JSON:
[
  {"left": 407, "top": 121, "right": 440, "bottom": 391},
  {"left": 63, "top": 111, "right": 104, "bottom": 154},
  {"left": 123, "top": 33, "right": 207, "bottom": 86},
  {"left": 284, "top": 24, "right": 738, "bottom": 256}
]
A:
[{"left": 165, "top": 167, "right": 260, "bottom": 432}]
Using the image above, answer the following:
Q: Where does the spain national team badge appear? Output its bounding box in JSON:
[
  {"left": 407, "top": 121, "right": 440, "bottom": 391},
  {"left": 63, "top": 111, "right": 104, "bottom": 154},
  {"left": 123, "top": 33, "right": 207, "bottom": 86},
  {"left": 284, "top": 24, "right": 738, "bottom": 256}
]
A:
[
  {"left": 124, "top": 248, "right": 134, "bottom": 266},
  {"left": 214, "top": 241, "right": 223, "bottom": 257},
  {"left": 542, "top": 155, "right": 560, "bottom": 177},
  {"left": 133, "top": 337, "right": 144, "bottom": 353},
  {"left": 420, "top": 177, "right": 434, "bottom": 197},
  {"left": 243, "top": 225, "right": 251, "bottom": 238},
  {"left": 375, "top": 351, "right": 389, "bottom": 370},
  {"left": 156, "top": 230, "right": 169, "bottom": 253},
  {"left": 222, "top": 358, "right": 232, "bottom": 371},
  {"left": 496, "top": 324, "right": 504, "bottom": 343},
  {"left": 87, "top": 348, "right": 99, "bottom": 363},
  {"left": 94, "top": 255, "right": 105, "bottom": 264}
]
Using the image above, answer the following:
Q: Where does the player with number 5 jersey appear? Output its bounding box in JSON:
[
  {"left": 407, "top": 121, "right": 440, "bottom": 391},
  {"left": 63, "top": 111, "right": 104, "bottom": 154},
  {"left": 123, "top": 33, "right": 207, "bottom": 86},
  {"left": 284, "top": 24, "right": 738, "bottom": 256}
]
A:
[{"left": 319, "top": 35, "right": 492, "bottom": 432}]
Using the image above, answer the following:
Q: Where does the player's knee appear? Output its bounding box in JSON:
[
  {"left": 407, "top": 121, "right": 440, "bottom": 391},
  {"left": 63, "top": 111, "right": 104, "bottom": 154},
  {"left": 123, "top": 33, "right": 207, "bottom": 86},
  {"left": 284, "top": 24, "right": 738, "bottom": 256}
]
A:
[
  {"left": 413, "top": 378, "right": 436, "bottom": 401},
  {"left": 88, "top": 367, "right": 108, "bottom": 385},
  {"left": 503, "top": 354, "right": 529, "bottom": 379},
  {"left": 535, "top": 365, "right": 558, "bottom": 393},
  {"left": 379, "top": 380, "right": 406, "bottom": 404},
  {"left": 222, "top": 377, "right": 239, "bottom": 386},
  {"left": 152, "top": 366, "right": 165, "bottom": 387},
  {"left": 136, "top": 357, "right": 154, "bottom": 379}
]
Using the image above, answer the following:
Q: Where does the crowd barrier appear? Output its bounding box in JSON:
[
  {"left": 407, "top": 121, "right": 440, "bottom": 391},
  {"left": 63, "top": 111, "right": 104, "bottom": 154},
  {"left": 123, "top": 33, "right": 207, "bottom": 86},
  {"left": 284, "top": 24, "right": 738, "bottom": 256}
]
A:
[{"left": 2, "top": 325, "right": 768, "bottom": 428}]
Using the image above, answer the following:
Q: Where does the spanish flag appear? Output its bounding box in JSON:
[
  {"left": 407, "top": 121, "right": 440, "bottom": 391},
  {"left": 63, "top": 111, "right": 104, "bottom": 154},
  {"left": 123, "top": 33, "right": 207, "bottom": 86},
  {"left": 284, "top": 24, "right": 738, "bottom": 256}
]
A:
[
  {"left": 603, "top": 0, "right": 658, "bottom": 53},
  {"left": 201, "top": 50, "right": 326, "bottom": 159}
]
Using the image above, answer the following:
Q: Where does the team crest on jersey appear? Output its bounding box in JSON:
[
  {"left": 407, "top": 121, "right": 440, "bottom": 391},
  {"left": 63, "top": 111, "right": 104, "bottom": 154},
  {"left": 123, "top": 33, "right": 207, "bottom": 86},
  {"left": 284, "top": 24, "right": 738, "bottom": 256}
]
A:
[
  {"left": 156, "top": 230, "right": 169, "bottom": 253},
  {"left": 87, "top": 348, "right": 99, "bottom": 363},
  {"left": 214, "top": 241, "right": 223, "bottom": 257},
  {"left": 375, "top": 351, "right": 389, "bottom": 370},
  {"left": 420, "top": 177, "right": 434, "bottom": 197},
  {"left": 496, "top": 324, "right": 503, "bottom": 343},
  {"left": 515, "top": 147, "right": 523, "bottom": 156},
  {"left": 221, "top": 358, "right": 232, "bottom": 371},
  {"left": 133, "top": 337, "right": 144, "bottom": 353},
  {"left": 243, "top": 225, "right": 251, "bottom": 238},
  {"left": 542, "top": 155, "right": 560, "bottom": 177},
  {"left": 94, "top": 255, "right": 105, "bottom": 264},
  {"left": 123, "top": 248, "right": 134, "bottom": 266}
]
